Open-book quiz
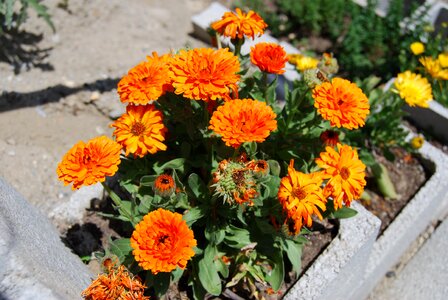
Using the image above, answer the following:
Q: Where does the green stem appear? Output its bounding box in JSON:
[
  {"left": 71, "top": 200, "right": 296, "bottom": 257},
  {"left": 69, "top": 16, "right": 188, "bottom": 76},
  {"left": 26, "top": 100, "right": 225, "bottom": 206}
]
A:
[
  {"left": 233, "top": 37, "right": 244, "bottom": 57},
  {"left": 101, "top": 181, "right": 135, "bottom": 225},
  {"left": 262, "top": 72, "right": 269, "bottom": 104}
]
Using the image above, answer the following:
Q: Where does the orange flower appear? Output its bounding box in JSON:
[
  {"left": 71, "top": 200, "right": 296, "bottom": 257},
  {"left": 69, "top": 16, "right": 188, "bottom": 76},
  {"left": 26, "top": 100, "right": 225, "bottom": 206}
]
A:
[
  {"left": 209, "top": 98, "right": 277, "bottom": 148},
  {"left": 250, "top": 42, "right": 288, "bottom": 74},
  {"left": 130, "top": 208, "right": 196, "bottom": 274},
  {"left": 169, "top": 48, "right": 240, "bottom": 101},
  {"left": 312, "top": 78, "right": 370, "bottom": 129},
  {"left": 117, "top": 51, "right": 172, "bottom": 105},
  {"left": 320, "top": 130, "right": 339, "bottom": 147},
  {"left": 277, "top": 160, "right": 326, "bottom": 235},
  {"left": 211, "top": 8, "right": 267, "bottom": 40},
  {"left": 249, "top": 160, "right": 270, "bottom": 177},
  {"left": 82, "top": 259, "right": 149, "bottom": 300},
  {"left": 57, "top": 136, "right": 121, "bottom": 190},
  {"left": 111, "top": 104, "right": 167, "bottom": 158},
  {"left": 315, "top": 144, "right": 366, "bottom": 209},
  {"left": 154, "top": 174, "right": 176, "bottom": 197}
]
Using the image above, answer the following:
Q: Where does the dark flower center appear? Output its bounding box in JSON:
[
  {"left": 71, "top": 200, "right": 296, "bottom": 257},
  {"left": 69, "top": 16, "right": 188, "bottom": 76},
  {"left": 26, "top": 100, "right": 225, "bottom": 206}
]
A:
[
  {"left": 158, "top": 234, "right": 169, "bottom": 244},
  {"left": 293, "top": 188, "right": 307, "bottom": 200},
  {"left": 340, "top": 167, "right": 350, "bottom": 180},
  {"left": 131, "top": 122, "right": 146, "bottom": 136}
]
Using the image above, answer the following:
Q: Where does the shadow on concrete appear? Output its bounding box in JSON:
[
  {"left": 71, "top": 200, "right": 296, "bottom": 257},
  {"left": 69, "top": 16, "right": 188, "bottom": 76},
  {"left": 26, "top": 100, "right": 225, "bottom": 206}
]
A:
[{"left": 0, "top": 77, "right": 120, "bottom": 113}]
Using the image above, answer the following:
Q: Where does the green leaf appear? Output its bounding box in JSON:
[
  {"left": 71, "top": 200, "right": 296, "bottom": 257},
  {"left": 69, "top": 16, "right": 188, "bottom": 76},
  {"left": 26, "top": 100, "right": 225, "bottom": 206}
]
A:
[
  {"left": 183, "top": 206, "right": 207, "bottom": 226},
  {"left": 27, "top": 0, "right": 55, "bottom": 32},
  {"left": 198, "top": 246, "right": 222, "bottom": 296},
  {"left": 145, "top": 272, "right": 170, "bottom": 298},
  {"left": 5, "top": 0, "right": 14, "bottom": 29},
  {"left": 215, "top": 257, "right": 229, "bottom": 278},
  {"left": 160, "top": 158, "right": 186, "bottom": 171},
  {"left": 187, "top": 173, "right": 208, "bottom": 199},
  {"left": 265, "top": 251, "right": 284, "bottom": 291},
  {"left": 140, "top": 175, "right": 158, "bottom": 187},
  {"left": 372, "top": 162, "right": 398, "bottom": 199},
  {"left": 171, "top": 267, "right": 185, "bottom": 283},
  {"left": 268, "top": 160, "right": 281, "bottom": 177},
  {"left": 109, "top": 238, "right": 132, "bottom": 263},
  {"left": 224, "top": 225, "right": 251, "bottom": 249},
  {"left": 284, "top": 239, "right": 303, "bottom": 274},
  {"left": 205, "top": 225, "right": 226, "bottom": 245},
  {"left": 333, "top": 207, "right": 358, "bottom": 219}
]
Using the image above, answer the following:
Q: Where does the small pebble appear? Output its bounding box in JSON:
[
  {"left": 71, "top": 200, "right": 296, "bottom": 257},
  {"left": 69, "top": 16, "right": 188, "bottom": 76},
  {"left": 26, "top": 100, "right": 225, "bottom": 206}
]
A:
[
  {"left": 385, "top": 271, "right": 396, "bottom": 278},
  {"left": 90, "top": 91, "right": 100, "bottom": 102}
]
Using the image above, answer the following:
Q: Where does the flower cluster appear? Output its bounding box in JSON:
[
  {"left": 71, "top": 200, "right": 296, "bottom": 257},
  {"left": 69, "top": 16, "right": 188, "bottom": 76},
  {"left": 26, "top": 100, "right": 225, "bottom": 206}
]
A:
[{"left": 57, "top": 7, "right": 378, "bottom": 299}]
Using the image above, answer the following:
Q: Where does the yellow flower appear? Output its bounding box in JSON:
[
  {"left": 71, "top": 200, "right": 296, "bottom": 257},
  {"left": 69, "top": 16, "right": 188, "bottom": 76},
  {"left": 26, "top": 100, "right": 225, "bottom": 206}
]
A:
[
  {"left": 394, "top": 71, "right": 432, "bottom": 107},
  {"left": 295, "top": 56, "right": 319, "bottom": 72},
  {"left": 410, "top": 42, "right": 425, "bottom": 55},
  {"left": 438, "top": 53, "right": 448, "bottom": 68},
  {"left": 411, "top": 136, "right": 424, "bottom": 149},
  {"left": 419, "top": 56, "right": 448, "bottom": 80}
]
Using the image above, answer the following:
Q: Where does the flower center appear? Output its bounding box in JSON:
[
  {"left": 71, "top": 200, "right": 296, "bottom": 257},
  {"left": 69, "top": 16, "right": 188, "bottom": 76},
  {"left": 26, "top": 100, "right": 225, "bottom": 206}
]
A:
[
  {"left": 340, "top": 167, "right": 350, "bottom": 180},
  {"left": 158, "top": 234, "right": 169, "bottom": 244},
  {"left": 232, "top": 170, "right": 246, "bottom": 186},
  {"left": 292, "top": 187, "right": 307, "bottom": 200},
  {"left": 131, "top": 122, "right": 146, "bottom": 136}
]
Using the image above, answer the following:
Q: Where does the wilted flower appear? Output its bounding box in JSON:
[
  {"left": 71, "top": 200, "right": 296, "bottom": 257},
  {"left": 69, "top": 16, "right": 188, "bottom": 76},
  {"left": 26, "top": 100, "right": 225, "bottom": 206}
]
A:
[
  {"left": 316, "top": 144, "right": 366, "bottom": 209},
  {"left": 57, "top": 136, "right": 121, "bottom": 190},
  {"left": 131, "top": 208, "right": 196, "bottom": 274},
  {"left": 277, "top": 160, "right": 326, "bottom": 235},
  {"left": 81, "top": 259, "right": 149, "bottom": 300},
  {"left": 303, "top": 69, "right": 327, "bottom": 89},
  {"left": 320, "top": 130, "right": 340, "bottom": 147},
  {"left": 211, "top": 8, "right": 267, "bottom": 40},
  {"left": 117, "top": 52, "right": 172, "bottom": 105},
  {"left": 394, "top": 71, "right": 433, "bottom": 108},
  {"left": 248, "top": 160, "right": 270, "bottom": 178},
  {"left": 250, "top": 42, "right": 288, "bottom": 74},
  {"left": 170, "top": 48, "right": 240, "bottom": 101},
  {"left": 212, "top": 159, "right": 258, "bottom": 206},
  {"left": 209, "top": 98, "right": 277, "bottom": 148},
  {"left": 317, "top": 53, "right": 339, "bottom": 75},
  {"left": 312, "top": 78, "right": 370, "bottom": 130},
  {"left": 111, "top": 104, "right": 167, "bottom": 157},
  {"left": 410, "top": 42, "right": 425, "bottom": 55}
]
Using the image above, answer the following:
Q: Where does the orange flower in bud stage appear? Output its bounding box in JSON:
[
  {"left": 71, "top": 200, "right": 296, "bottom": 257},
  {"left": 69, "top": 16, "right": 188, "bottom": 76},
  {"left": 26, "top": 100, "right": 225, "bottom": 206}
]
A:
[
  {"left": 277, "top": 160, "right": 326, "bottom": 235},
  {"left": 82, "top": 259, "right": 149, "bottom": 300},
  {"left": 250, "top": 42, "right": 288, "bottom": 74},
  {"left": 312, "top": 78, "right": 370, "bottom": 129},
  {"left": 209, "top": 98, "right": 277, "bottom": 148},
  {"left": 211, "top": 8, "right": 267, "bottom": 40},
  {"left": 111, "top": 104, "right": 167, "bottom": 158},
  {"left": 153, "top": 174, "right": 176, "bottom": 197},
  {"left": 57, "top": 136, "right": 121, "bottom": 190},
  {"left": 320, "top": 130, "right": 339, "bottom": 147},
  {"left": 117, "top": 52, "right": 172, "bottom": 105},
  {"left": 169, "top": 48, "right": 240, "bottom": 101},
  {"left": 131, "top": 208, "right": 196, "bottom": 274},
  {"left": 316, "top": 144, "right": 366, "bottom": 210}
]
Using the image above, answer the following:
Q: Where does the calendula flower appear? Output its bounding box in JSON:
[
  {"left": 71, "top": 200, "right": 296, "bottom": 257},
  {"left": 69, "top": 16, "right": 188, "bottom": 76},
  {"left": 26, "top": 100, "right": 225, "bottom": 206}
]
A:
[
  {"left": 169, "top": 48, "right": 240, "bottom": 101},
  {"left": 277, "top": 160, "right": 326, "bottom": 235},
  {"left": 57, "top": 136, "right": 121, "bottom": 190},
  {"left": 117, "top": 51, "right": 172, "bottom": 105},
  {"left": 411, "top": 136, "right": 424, "bottom": 149},
  {"left": 317, "top": 53, "right": 339, "bottom": 75},
  {"left": 439, "top": 53, "right": 448, "bottom": 68},
  {"left": 419, "top": 56, "right": 448, "bottom": 80},
  {"left": 211, "top": 159, "right": 258, "bottom": 206},
  {"left": 131, "top": 208, "right": 196, "bottom": 274},
  {"left": 211, "top": 8, "right": 267, "bottom": 40},
  {"left": 154, "top": 174, "right": 176, "bottom": 197},
  {"left": 82, "top": 259, "right": 149, "bottom": 300},
  {"left": 250, "top": 42, "right": 288, "bottom": 74},
  {"left": 315, "top": 144, "right": 366, "bottom": 210},
  {"left": 248, "top": 160, "right": 270, "bottom": 178},
  {"left": 209, "top": 98, "right": 277, "bottom": 148},
  {"left": 111, "top": 104, "right": 167, "bottom": 157},
  {"left": 312, "top": 78, "right": 370, "bottom": 129},
  {"left": 295, "top": 55, "right": 319, "bottom": 72},
  {"left": 394, "top": 71, "right": 433, "bottom": 108},
  {"left": 410, "top": 42, "right": 425, "bottom": 55},
  {"left": 320, "top": 130, "right": 340, "bottom": 147}
]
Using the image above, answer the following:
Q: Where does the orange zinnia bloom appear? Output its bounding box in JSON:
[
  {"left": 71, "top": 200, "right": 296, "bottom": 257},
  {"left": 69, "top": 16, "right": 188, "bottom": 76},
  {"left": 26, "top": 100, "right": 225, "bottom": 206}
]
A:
[
  {"left": 57, "top": 136, "right": 121, "bottom": 190},
  {"left": 117, "top": 51, "right": 172, "bottom": 105},
  {"left": 277, "top": 160, "right": 326, "bottom": 235},
  {"left": 315, "top": 144, "right": 366, "bottom": 209},
  {"left": 209, "top": 98, "right": 277, "bottom": 148},
  {"left": 312, "top": 78, "right": 370, "bottom": 129},
  {"left": 153, "top": 174, "right": 176, "bottom": 197},
  {"left": 169, "top": 48, "right": 240, "bottom": 101},
  {"left": 250, "top": 42, "right": 288, "bottom": 74},
  {"left": 111, "top": 104, "right": 167, "bottom": 158},
  {"left": 82, "top": 259, "right": 148, "bottom": 300},
  {"left": 211, "top": 8, "right": 267, "bottom": 40},
  {"left": 131, "top": 208, "right": 196, "bottom": 274}
]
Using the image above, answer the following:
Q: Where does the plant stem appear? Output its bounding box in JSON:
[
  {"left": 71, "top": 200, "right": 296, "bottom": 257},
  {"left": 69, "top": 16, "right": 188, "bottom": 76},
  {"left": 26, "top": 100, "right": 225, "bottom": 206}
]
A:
[{"left": 101, "top": 181, "right": 135, "bottom": 225}]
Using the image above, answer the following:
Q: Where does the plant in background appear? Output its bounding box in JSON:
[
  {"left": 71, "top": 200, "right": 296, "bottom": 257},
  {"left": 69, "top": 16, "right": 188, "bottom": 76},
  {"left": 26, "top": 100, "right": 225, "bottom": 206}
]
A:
[{"left": 59, "top": 8, "right": 374, "bottom": 299}]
